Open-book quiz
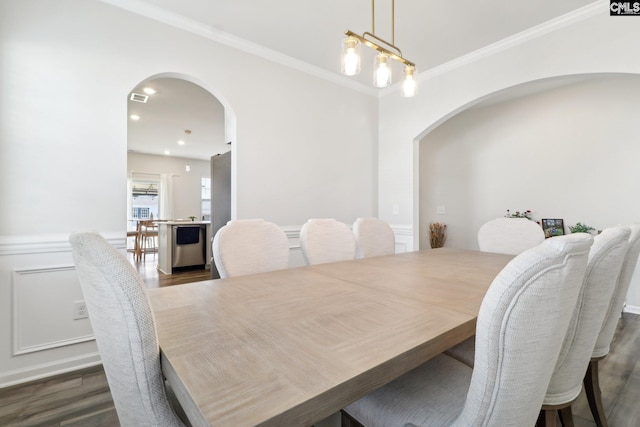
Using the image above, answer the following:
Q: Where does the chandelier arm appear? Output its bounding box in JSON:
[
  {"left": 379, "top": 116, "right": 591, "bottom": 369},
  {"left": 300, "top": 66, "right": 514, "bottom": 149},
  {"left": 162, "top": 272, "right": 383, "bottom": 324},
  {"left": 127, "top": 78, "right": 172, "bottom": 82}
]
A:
[
  {"left": 345, "top": 30, "right": 415, "bottom": 67},
  {"left": 362, "top": 31, "right": 403, "bottom": 58}
]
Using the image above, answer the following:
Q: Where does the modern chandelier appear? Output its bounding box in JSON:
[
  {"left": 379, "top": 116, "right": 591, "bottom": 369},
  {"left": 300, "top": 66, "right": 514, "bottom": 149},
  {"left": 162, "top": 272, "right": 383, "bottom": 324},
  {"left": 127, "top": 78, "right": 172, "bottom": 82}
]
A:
[{"left": 341, "top": 0, "right": 417, "bottom": 97}]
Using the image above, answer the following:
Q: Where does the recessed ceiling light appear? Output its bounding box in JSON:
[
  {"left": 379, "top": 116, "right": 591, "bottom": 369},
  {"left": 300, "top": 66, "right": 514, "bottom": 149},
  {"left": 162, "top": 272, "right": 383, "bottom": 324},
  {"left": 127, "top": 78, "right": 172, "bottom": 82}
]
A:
[
  {"left": 130, "top": 93, "right": 148, "bottom": 103},
  {"left": 177, "top": 140, "right": 185, "bottom": 146},
  {"left": 129, "top": 114, "right": 140, "bottom": 121},
  {"left": 164, "top": 150, "right": 170, "bottom": 156},
  {"left": 143, "top": 87, "right": 156, "bottom": 95}
]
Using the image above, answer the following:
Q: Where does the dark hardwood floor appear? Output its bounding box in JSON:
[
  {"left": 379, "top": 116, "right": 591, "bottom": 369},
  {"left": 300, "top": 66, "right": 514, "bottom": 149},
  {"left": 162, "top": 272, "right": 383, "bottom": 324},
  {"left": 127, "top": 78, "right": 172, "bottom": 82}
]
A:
[
  {"left": 571, "top": 311, "right": 640, "bottom": 427},
  {"left": 1, "top": 252, "right": 639, "bottom": 426},
  {"left": 127, "top": 250, "right": 217, "bottom": 288}
]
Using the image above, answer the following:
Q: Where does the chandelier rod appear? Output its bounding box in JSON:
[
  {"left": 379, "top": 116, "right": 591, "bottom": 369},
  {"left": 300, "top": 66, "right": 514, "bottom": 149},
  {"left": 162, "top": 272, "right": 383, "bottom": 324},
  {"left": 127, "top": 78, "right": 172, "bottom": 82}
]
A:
[
  {"left": 371, "top": 0, "right": 395, "bottom": 45},
  {"left": 371, "top": 0, "right": 375, "bottom": 35},
  {"left": 391, "top": 0, "right": 395, "bottom": 46},
  {"left": 365, "top": 0, "right": 404, "bottom": 61}
]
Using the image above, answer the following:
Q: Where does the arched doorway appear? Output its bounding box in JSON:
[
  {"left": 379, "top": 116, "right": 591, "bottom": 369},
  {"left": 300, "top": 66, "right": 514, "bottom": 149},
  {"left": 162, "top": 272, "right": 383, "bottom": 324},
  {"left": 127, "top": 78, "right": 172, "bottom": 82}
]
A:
[{"left": 126, "top": 74, "right": 237, "bottom": 273}]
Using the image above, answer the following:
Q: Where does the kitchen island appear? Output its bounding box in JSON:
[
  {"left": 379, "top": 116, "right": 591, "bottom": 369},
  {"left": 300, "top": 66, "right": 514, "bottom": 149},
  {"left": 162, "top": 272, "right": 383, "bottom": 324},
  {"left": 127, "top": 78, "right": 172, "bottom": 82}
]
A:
[{"left": 156, "top": 221, "right": 212, "bottom": 274}]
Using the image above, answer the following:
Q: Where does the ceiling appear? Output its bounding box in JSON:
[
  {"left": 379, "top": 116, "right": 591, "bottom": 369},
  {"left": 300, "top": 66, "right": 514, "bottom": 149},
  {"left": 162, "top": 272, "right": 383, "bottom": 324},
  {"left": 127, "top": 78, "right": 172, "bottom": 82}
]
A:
[
  {"left": 128, "top": 78, "right": 227, "bottom": 161},
  {"left": 122, "top": 0, "right": 600, "bottom": 160}
]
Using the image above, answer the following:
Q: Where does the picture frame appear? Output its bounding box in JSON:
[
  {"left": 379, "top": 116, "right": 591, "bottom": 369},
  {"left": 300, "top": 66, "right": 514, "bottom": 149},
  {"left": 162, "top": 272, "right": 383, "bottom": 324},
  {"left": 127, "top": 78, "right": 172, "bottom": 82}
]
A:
[{"left": 541, "top": 218, "right": 565, "bottom": 238}]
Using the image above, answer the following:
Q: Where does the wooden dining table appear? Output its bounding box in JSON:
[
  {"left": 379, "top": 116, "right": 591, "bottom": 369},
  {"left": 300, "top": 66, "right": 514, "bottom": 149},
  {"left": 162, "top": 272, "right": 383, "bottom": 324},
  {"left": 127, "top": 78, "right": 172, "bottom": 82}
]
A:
[{"left": 147, "top": 248, "right": 514, "bottom": 427}]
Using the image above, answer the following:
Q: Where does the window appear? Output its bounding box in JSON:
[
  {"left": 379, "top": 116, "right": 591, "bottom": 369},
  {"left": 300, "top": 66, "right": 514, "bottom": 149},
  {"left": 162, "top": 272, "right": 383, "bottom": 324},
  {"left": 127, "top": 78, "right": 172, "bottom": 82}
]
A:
[
  {"left": 131, "top": 179, "right": 159, "bottom": 222},
  {"left": 201, "top": 178, "right": 211, "bottom": 221},
  {"left": 131, "top": 207, "right": 150, "bottom": 219}
]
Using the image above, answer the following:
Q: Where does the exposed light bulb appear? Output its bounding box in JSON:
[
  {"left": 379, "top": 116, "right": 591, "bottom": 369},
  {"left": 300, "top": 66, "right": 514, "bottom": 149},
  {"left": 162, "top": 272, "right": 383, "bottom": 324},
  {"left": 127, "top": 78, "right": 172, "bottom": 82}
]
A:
[
  {"left": 401, "top": 65, "right": 417, "bottom": 97},
  {"left": 341, "top": 36, "right": 361, "bottom": 76},
  {"left": 373, "top": 53, "right": 391, "bottom": 88}
]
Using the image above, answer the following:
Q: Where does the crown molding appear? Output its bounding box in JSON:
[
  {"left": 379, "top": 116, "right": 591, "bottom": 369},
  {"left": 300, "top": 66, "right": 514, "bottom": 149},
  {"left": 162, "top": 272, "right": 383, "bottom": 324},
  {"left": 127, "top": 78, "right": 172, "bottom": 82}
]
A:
[
  {"left": 381, "top": 0, "right": 607, "bottom": 97},
  {"left": 99, "top": 0, "right": 377, "bottom": 96},
  {"left": 101, "top": 0, "right": 605, "bottom": 99}
]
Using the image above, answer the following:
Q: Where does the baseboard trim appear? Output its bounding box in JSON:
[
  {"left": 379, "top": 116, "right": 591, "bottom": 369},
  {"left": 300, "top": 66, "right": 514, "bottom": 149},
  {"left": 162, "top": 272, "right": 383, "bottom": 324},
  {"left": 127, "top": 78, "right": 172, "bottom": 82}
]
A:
[
  {"left": 623, "top": 304, "right": 640, "bottom": 315},
  {"left": 0, "top": 353, "right": 102, "bottom": 389}
]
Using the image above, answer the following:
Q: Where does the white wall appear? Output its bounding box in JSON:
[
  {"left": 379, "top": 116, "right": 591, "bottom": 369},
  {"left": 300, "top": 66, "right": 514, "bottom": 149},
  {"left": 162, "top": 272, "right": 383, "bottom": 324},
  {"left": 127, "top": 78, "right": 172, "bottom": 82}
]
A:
[
  {"left": 0, "top": 0, "right": 377, "bottom": 386},
  {"left": 128, "top": 153, "right": 210, "bottom": 221}
]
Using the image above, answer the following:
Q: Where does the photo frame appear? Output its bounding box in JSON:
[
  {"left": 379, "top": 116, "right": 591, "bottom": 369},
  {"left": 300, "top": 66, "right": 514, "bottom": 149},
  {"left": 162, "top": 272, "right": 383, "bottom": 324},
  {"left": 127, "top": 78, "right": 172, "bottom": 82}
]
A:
[{"left": 541, "top": 218, "right": 565, "bottom": 238}]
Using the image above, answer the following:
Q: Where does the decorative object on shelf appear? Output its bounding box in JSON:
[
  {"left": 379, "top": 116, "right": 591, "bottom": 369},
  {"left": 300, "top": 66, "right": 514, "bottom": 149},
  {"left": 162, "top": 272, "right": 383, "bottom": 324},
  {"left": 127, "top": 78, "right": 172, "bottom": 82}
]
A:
[
  {"left": 541, "top": 218, "right": 565, "bottom": 238},
  {"left": 341, "top": 0, "right": 417, "bottom": 97},
  {"left": 505, "top": 209, "right": 533, "bottom": 220},
  {"left": 569, "top": 222, "right": 595, "bottom": 234},
  {"left": 429, "top": 222, "right": 447, "bottom": 249},
  {"left": 189, "top": 216, "right": 196, "bottom": 222}
]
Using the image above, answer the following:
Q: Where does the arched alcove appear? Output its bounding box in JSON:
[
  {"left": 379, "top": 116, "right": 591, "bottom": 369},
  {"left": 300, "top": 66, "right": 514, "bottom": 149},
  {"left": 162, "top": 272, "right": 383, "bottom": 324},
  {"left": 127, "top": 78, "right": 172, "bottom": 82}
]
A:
[{"left": 414, "top": 73, "right": 640, "bottom": 250}]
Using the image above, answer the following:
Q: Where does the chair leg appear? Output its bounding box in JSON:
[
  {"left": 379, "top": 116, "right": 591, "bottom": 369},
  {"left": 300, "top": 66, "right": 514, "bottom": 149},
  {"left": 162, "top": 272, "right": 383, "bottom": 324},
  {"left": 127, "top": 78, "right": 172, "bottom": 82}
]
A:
[
  {"left": 584, "top": 359, "right": 608, "bottom": 427},
  {"left": 341, "top": 410, "right": 365, "bottom": 427},
  {"left": 558, "top": 406, "right": 575, "bottom": 427},
  {"left": 134, "top": 236, "right": 141, "bottom": 263},
  {"left": 537, "top": 409, "right": 557, "bottom": 427}
]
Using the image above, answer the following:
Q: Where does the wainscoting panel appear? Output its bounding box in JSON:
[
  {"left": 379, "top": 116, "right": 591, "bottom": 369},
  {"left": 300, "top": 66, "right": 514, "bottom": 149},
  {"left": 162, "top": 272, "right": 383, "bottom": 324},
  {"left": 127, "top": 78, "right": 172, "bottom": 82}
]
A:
[
  {"left": 283, "top": 226, "right": 306, "bottom": 268},
  {"left": 391, "top": 224, "right": 413, "bottom": 253},
  {"left": 0, "top": 233, "right": 120, "bottom": 387},
  {"left": 12, "top": 266, "right": 94, "bottom": 356}
]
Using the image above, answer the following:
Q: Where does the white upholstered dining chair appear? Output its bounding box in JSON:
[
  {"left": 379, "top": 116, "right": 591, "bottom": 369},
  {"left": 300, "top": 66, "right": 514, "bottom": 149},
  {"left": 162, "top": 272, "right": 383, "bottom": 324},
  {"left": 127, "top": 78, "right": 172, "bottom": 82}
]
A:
[
  {"left": 212, "top": 219, "right": 289, "bottom": 278},
  {"left": 69, "top": 232, "right": 185, "bottom": 427},
  {"left": 477, "top": 217, "right": 545, "bottom": 255},
  {"left": 448, "top": 227, "right": 631, "bottom": 368},
  {"left": 538, "top": 226, "right": 630, "bottom": 426},
  {"left": 583, "top": 224, "right": 640, "bottom": 427},
  {"left": 299, "top": 218, "right": 357, "bottom": 265},
  {"left": 342, "top": 233, "right": 593, "bottom": 427},
  {"left": 352, "top": 217, "right": 395, "bottom": 258}
]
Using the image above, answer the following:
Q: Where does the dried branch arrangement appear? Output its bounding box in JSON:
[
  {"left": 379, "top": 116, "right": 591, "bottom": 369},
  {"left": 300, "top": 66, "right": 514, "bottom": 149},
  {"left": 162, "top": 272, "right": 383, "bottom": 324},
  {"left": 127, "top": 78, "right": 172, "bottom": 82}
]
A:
[{"left": 429, "top": 222, "right": 447, "bottom": 249}]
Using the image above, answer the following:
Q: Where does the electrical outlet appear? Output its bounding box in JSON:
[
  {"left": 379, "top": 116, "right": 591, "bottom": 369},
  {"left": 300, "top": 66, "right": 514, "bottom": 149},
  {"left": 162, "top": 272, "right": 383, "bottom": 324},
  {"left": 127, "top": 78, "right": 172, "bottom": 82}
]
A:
[{"left": 73, "top": 300, "right": 88, "bottom": 320}]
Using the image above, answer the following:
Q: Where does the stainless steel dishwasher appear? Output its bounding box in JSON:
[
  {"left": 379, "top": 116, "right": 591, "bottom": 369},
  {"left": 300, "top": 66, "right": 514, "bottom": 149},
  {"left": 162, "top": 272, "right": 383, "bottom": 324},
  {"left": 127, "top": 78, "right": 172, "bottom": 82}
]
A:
[{"left": 172, "top": 225, "right": 206, "bottom": 271}]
